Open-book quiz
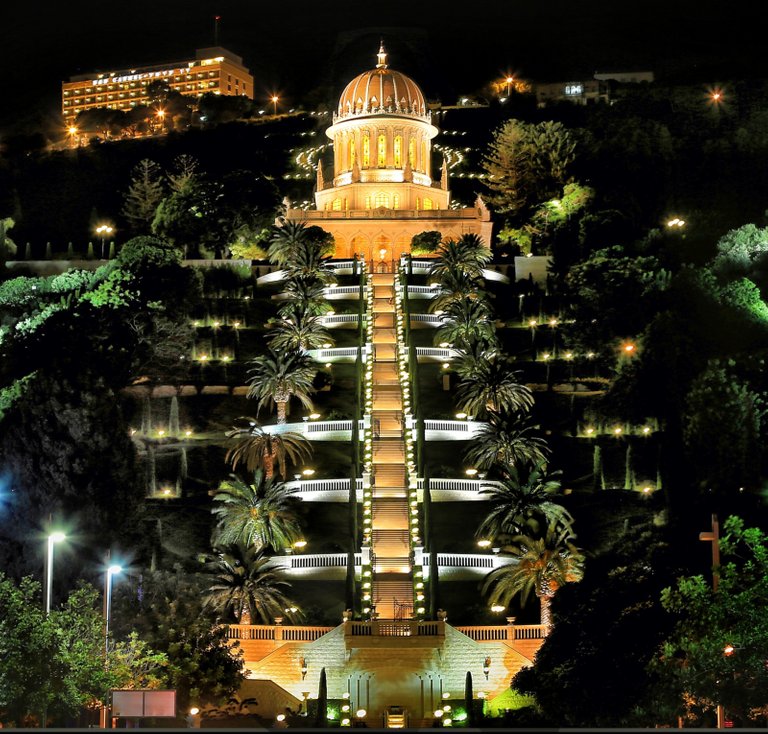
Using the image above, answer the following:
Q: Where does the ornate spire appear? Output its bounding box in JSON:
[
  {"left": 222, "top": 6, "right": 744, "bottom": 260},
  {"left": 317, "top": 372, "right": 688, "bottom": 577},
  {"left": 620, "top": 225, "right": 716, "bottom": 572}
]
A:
[{"left": 376, "top": 40, "right": 388, "bottom": 69}]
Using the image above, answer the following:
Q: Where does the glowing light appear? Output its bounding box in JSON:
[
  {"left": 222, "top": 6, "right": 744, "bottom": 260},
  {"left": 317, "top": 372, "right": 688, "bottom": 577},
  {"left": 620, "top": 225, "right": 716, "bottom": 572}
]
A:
[{"left": 477, "top": 539, "right": 491, "bottom": 548}]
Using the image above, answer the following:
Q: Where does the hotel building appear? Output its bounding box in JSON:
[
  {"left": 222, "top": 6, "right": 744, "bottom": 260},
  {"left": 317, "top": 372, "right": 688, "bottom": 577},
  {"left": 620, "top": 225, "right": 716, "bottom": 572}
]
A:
[{"left": 61, "top": 46, "right": 253, "bottom": 126}]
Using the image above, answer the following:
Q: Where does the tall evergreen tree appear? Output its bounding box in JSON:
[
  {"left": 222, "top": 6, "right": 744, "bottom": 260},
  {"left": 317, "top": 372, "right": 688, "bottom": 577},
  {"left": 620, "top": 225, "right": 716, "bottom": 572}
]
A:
[{"left": 122, "top": 159, "right": 165, "bottom": 234}]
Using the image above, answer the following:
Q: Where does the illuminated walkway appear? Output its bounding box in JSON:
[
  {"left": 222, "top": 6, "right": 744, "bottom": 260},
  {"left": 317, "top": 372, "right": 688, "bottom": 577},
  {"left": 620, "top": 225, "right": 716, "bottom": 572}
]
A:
[{"left": 369, "top": 272, "right": 413, "bottom": 620}]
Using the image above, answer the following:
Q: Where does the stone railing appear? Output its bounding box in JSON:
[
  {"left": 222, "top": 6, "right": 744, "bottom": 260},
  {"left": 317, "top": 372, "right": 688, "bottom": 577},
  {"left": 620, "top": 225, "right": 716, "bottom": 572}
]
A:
[
  {"left": 424, "top": 419, "right": 485, "bottom": 440},
  {"left": 262, "top": 420, "right": 364, "bottom": 440},
  {"left": 227, "top": 624, "right": 333, "bottom": 642},
  {"left": 414, "top": 347, "right": 460, "bottom": 362},
  {"left": 285, "top": 478, "right": 364, "bottom": 502},
  {"left": 410, "top": 550, "right": 515, "bottom": 580},
  {"left": 304, "top": 346, "right": 361, "bottom": 363},
  {"left": 268, "top": 553, "right": 363, "bottom": 570},
  {"left": 407, "top": 285, "right": 440, "bottom": 299},
  {"left": 417, "top": 477, "right": 504, "bottom": 492},
  {"left": 318, "top": 313, "right": 360, "bottom": 327},
  {"left": 410, "top": 313, "right": 444, "bottom": 327},
  {"left": 324, "top": 285, "right": 363, "bottom": 299},
  {"left": 345, "top": 620, "right": 445, "bottom": 638},
  {"left": 453, "top": 622, "right": 547, "bottom": 642}
]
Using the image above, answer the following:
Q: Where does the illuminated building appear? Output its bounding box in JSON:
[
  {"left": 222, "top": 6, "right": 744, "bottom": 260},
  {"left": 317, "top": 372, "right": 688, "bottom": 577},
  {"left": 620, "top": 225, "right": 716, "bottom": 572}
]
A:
[
  {"left": 284, "top": 43, "right": 493, "bottom": 262},
  {"left": 61, "top": 46, "right": 253, "bottom": 126}
]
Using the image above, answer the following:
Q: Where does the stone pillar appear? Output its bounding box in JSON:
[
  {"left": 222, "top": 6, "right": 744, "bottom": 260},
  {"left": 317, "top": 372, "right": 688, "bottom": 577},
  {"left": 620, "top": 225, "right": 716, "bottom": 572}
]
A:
[
  {"left": 506, "top": 616, "right": 516, "bottom": 641},
  {"left": 275, "top": 617, "right": 284, "bottom": 642}
]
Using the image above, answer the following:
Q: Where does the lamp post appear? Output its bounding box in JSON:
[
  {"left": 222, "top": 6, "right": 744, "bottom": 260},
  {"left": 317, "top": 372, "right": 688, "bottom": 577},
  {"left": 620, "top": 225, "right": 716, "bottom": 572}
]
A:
[
  {"left": 68, "top": 126, "right": 79, "bottom": 148},
  {"left": 44, "top": 531, "right": 66, "bottom": 615},
  {"left": 95, "top": 224, "right": 114, "bottom": 259},
  {"left": 271, "top": 96, "right": 279, "bottom": 116},
  {"left": 101, "top": 560, "right": 122, "bottom": 729},
  {"left": 505, "top": 76, "right": 514, "bottom": 97},
  {"left": 699, "top": 514, "right": 724, "bottom": 727}
]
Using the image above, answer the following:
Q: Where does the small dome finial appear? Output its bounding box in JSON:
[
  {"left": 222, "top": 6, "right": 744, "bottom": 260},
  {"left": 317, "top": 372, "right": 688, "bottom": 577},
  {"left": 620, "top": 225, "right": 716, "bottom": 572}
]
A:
[{"left": 376, "top": 40, "right": 387, "bottom": 69}]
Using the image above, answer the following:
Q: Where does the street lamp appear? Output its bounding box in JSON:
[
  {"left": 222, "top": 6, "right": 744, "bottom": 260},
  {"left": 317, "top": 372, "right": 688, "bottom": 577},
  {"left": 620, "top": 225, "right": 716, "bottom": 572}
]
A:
[
  {"left": 44, "top": 531, "right": 66, "bottom": 615},
  {"left": 68, "top": 126, "right": 79, "bottom": 148},
  {"left": 101, "top": 560, "right": 122, "bottom": 728},
  {"left": 505, "top": 76, "right": 514, "bottom": 97},
  {"left": 95, "top": 224, "right": 114, "bottom": 259},
  {"left": 271, "top": 96, "right": 279, "bottom": 116}
]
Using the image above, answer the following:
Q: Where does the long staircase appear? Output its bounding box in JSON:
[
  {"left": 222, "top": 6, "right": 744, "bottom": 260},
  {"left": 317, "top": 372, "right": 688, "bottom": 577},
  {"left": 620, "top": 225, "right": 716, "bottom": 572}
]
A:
[{"left": 368, "top": 272, "right": 413, "bottom": 620}]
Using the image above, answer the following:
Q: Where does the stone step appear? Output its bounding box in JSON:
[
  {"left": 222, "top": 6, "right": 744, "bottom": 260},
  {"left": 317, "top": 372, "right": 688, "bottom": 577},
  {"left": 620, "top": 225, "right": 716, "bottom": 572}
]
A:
[
  {"left": 372, "top": 274, "right": 396, "bottom": 285},
  {"left": 372, "top": 576, "right": 414, "bottom": 619},
  {"left": 372, "top": 344, "right": 397, "bottom": 361},
  {"left": 373, "top": 486, "right": 408, "bottom": 498},
  {"left": 371, "top": 529, "right": 411, "bottom": 555},
  {"left": 373, "top": 466, "right": 407, "bottom": 486},
  {"left": 373, "top": 557, "right": 412, "bottom": 573}
]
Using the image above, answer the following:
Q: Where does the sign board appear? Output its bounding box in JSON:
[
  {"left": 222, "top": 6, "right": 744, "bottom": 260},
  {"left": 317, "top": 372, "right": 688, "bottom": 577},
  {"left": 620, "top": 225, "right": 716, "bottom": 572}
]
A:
[{"left": 111, "top": 690, "right": 176, "bottom": 718}]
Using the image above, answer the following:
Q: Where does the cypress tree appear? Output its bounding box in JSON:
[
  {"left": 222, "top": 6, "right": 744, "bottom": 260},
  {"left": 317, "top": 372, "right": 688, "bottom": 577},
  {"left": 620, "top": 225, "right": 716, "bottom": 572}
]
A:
[
  {"left": 45, "top": 242, "right": 52, "bottom": 259},
  {"left": 86, "top": 241, "right": 95, "bottom": 259},
  {"left": 24, "top": 242, "right": 31, "bottom": 260},
  {"left": 624, "top": 442, "right": 633, "bottom": 490},
  {"left": 465, "top": 671, "right": 476, "bottom": 727},
  {"left": 315, "top": 668, "right": 327, "bottom": 727},
  {"left": 428, "top": 547, "right": 439, "bottom": 620},
  {"left": 592, "top": 443, "right": 603, "bottom": 492},
  {"left": 423, "top": 476, "right": 432, "bottom": 550},
  {"left": 168, "top": 395, "right": 180, "bottom": 436},
  {"left": 345, "top": 550, "right": 356, "bottom": 615}
]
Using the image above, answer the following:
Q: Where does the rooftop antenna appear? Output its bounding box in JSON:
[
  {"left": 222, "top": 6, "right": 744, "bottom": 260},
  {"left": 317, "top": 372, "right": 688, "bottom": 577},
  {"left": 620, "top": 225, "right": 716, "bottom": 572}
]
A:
[{"left": 214, "top": 15, "right": 221, "bottom": 46}]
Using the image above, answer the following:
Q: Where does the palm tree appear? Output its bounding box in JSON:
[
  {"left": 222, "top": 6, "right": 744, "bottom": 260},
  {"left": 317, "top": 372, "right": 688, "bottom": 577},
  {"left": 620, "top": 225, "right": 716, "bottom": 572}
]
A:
[
  {"left": 225, "top": 417, "right": 313, "bottom": 480},
  {"left": 435, "top": 298, "right": 497, "bottom": 351},
  {"left": 267, "top": 305, "right": 334, "bottom": 352},
  {"left": 247, "top": 348, "right": 316, "bottom": 424},
  {"left": 279, "top": 278, "right": 332, "bottom": 316},
  {"left": 210, "top": 472, "right": 302, "bottom": 551},
  {"left": 464, "top": 410, "right": 550, "bottom": 473},
  {"left": 428, "top": 234, "right": 491, "bottom": 282},
  {"left": 268, "top": 220, "right": 309, "bottom": 267},
  {"left": 452, "top": 342, "right": 498, "bottom": 380},
  {"left": 203, "top": 543, "right": 302, "bottom": 624},
  {"left": 476, "top": 462, "right": 574, "bottom": 542},
  {"left": 428, "top": 268, "right": 485, "bottom": 314},
  {"left": 481, "top": 523, "right": 584, "bottom": 628},
  {"left": 283, "top": 244, "right": 336, "bottom": 285},
  {"left": 455, "top": 359, "right": 534, "bottom": 417}
]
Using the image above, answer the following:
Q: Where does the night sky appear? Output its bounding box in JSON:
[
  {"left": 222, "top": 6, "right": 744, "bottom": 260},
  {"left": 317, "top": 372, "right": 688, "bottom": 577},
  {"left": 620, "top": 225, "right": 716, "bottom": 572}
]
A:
[{"left": 1, "top": 0, "right": 764, "bottom": 132}]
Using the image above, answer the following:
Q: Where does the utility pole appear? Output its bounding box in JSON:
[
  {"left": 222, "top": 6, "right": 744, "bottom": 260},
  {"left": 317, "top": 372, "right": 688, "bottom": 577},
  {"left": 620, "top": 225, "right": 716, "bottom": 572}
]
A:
[{"left": 699, "top": 513, "right": 724, "bottom": 728}]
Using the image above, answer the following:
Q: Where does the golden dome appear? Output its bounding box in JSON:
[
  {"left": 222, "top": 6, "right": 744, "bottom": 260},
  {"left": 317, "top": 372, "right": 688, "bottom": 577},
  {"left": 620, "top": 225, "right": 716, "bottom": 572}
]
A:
[{"left": 335, "top": 43, "right": 427, "bottom": 121}]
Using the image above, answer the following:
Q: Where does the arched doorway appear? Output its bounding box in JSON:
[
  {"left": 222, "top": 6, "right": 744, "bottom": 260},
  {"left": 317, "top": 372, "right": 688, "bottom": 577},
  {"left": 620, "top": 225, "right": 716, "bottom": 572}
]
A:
[{"left": 374, "top": 234, "right": 391, "bottom": 273}]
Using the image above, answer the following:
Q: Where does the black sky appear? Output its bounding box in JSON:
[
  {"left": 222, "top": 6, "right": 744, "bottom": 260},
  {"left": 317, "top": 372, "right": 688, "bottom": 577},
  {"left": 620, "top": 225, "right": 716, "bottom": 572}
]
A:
[{"left": 1, "top": 0, "right": 765, "bottom": 132}]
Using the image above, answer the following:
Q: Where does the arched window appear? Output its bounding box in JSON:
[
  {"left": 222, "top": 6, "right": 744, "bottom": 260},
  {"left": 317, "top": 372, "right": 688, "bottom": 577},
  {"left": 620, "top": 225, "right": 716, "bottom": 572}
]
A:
[
  {"left": 393, "top": 194, "right": 400, "bottom": 210},
  {"left": 365, "top": 195, "right": 372, "bottom": 209},
  {"left": 422, "top": 141, "right": 427, "bottom": 172},
  {"left": 423, "top": 198, "right": 433, "bottom": 210},
  {"left": 409, "top": 138, "right": 416, "bottom": 168},
  {"left": 348, "top": 133, "right": 355, "bottom": 169},
  {"left": 332, "top": 198, "right": 343, "bottom": 211},
  {"left": 362, "top": 133, "right": 370, "bottom": 167},
  {"left": 375, "top": 192, "right": 390, "bottom": 208},
  {"left": 394, "top": 135, "right": 402, "bottom": 167},
  {"left": 377, "top": 134, "right": 386, "bottom": 167}
]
